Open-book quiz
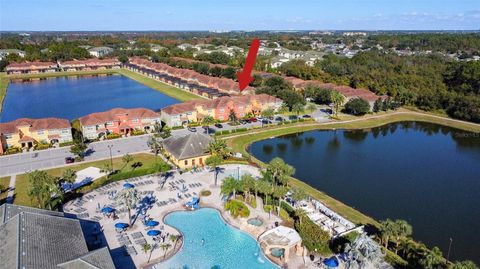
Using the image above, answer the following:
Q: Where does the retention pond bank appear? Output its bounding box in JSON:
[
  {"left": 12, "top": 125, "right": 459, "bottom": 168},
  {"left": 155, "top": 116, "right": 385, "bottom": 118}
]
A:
[{"left": 250, "top": 121, "right": 480, "bottom": 264}]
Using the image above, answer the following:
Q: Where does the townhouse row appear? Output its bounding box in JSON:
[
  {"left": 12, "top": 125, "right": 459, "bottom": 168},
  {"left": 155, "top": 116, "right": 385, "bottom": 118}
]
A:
[
  {"left": 5, "top": 58, "right": 121, "bottom": 75},
  {"left": 0, "top": 93, "right": 282, "bottom": 153},
  {"left": 126, "top": 57, "right": 255, "bottom": 97}
]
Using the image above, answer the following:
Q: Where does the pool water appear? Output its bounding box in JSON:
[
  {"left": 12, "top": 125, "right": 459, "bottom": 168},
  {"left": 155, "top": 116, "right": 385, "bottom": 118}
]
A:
[
  {"left": 247, "top": 218, "right": 263, "bottom": 226},
  {"left": 157, "top": 208, "right": 279, "bottom": 269}
]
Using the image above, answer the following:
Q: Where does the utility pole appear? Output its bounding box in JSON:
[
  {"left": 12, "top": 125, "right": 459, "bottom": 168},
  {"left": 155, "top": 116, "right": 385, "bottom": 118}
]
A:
[{"left": 107, "top": 145, "right": 113, "bottom": 171}]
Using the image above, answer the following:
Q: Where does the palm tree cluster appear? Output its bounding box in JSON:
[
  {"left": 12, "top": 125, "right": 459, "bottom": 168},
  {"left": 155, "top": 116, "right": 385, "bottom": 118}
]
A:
[
  {"left": 27, "top": 169, "right": 77, "bottom": 209},
  {"left": 378, "top": 219, "right": 478, "bottom": 269}
]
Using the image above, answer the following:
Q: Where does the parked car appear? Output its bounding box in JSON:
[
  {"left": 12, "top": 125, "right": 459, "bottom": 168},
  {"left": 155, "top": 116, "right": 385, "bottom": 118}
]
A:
[
  {"left": 275, "top": 116, "right": 284, "bottom": 122},
  {"left": 256, "top": 116, "right": 264, "bottom": 121},
  {"left": 187, "top": 126, "right": 197, "bottom": 132},
  {"left": 214, "top": 123, "right": 223, "bottom": 128},
  {"left": 65, "top": 157, "right": 75, "bottom": 164},
  {"left": 288, "top": 115, "right": 298, "bottom": 120},
  {"left": 249, "top": 117, "right": 258, "bottom": 122},
  {"left": 302, "top": 114, "right": 312, "bottom": 118},
  {"left": 261, "top": 119, "right": 272, "bottom": 125},
  {"left": 239, "top": 120, "right": 248, "bottom": 124}
]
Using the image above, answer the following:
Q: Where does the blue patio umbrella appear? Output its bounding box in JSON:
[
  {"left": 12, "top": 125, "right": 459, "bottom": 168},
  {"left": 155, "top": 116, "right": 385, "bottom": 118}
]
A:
[
  {"left": 145, "top": 220, "right": 159, "bottom": 227},
  {"left": 123, "top": 182, "right": 135, "bottom": 189},
  {"left": 101, "top": 207, "right": 114, "bottom": 213},
  {"left": 147, "top": 230, "right": 161, "bottom": 236},
  {"left": 323, "top": 257, "right": 339, "bottom": 268},
  {"left": 114, "top": 223, "right": 129, "bottom": 229}
]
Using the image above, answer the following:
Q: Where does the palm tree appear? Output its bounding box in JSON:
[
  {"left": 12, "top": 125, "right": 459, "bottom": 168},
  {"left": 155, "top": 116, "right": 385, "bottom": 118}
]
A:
[
  {"left": 228, "top": 109, "right": 238, "bottom": 123},
  {"left": 221, "top": 176, "right": 239, "bottom": 200},
  {"left": 240, "top": 174, "right": 255, "bottom": 202},
  {"left": 450, "top": 260, "right": 478, "bottom": 269},
  {"left": 261, "top": 107, "right": 275, "bottom": 119},
  {"left": 201, "top": 115, "right": 215, "bottom": 134},
  {"left": 208, "top": 138, "right": 229, "bottom": 158},
  {"left": 273, "top": 186, "right": 288, "bottom": 216},
  {"left": 379, "top": 219, "right": 395, "bottom": 249},
  {"left": 122, "top": 153, "right": 134, "bottom": 170},
  {"left": 393, "top": 219, "right": 413, "bottom": 254},
  {"left": 142, "top": 243, "right": 152, "bottom": 260},
  {"left": 291, "top": 187, "right": 307, "bottom": 204},
  {"left": 266, "top": 157, "right": 295, "bottom": 187},
  {"left": 291, "top": 103, "right": 305, "bottom": 116},
  {"left": 169, "top": 234, "right": 180, "bottom": 250},
  {"left": 294, "top": 208, "right": 308, "bottom": 224},
  {"left": 61, "top": 168, "right": 77, "bottom": 184},
  {"left": 205, "top": 155, "right": 223, "bottom": 186},
  {"left": 115, "top": 188, "right": 140, "bottom": 226},
  {"left": 147, "top": 136, "right": 161, "bottom": 160},
  {"left": 330, "top": 90, "right": 345, "bottom": 116},
  {"left": 256, "top": 179, "right": 273, "bottom": 205},
  {"left": 160, "top": 243, "right": 172, "bottom": 259},
  {"left": 305, "top": 103, "right": 317, "bottom": 114},
  {"left": 420, "top": 246, "right": 443, "bottom": 269}
]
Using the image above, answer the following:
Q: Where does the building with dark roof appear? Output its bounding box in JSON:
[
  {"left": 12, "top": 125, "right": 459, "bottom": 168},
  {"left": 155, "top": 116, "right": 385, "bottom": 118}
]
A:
[
  {"left": 162, "top": 132, "right": 213, "bottom": 168},
  {"left": 0, "top": 204, "right": 115, "bottom": 269}
]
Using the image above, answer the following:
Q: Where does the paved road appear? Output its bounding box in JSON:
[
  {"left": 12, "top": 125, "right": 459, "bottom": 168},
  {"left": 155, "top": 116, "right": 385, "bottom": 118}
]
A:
[
  {"left": 0, "top": 135, "right": 152, "bottom": 177},
  {"left": 0, "top": 112, "right": 330, "bottom": 177}
]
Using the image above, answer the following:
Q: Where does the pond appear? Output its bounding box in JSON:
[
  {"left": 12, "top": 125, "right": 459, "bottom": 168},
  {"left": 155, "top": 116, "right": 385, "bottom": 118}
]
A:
[
  {"left": 0, "top": 75, "right": 180, "bottom": 122},
  {"left": 250, "top": 122, "right": 480, "bottom": 264},
  {"left": 158, "top": 208, "right": 278, "bottom": 269}
]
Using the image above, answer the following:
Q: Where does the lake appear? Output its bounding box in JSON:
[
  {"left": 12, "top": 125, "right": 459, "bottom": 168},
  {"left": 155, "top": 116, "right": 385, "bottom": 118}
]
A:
[
  {"left": 0, "top": 75, "right": 180, "bottom": 122},
  {"left": 249, "top": 122, "right": 480, "bottom": 263}
]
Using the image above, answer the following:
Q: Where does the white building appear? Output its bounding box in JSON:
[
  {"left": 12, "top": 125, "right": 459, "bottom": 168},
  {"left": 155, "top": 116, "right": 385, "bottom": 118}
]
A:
[
  {"left": 88, "top": 47, "right": 114, "bottom": 58},
  {"left": 0, "top": 49, "right": 26, "bottom": 60}
]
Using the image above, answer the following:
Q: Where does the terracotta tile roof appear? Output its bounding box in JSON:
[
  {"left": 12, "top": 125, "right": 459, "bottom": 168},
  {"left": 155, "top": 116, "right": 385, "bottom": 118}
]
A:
[
  {"left": 129, "top": 57, "right": 243, "bottom": 94},
  {"left": 6, "top": 61, "right": 57, "bottom": 71},
  {"left": 0, "top": 118, "right": 71, "bottom": 134},
  {"left": 161, "top": 93, "right": 282, "bottom": 116},
  {"left": 79, "top": 108, "right": 160, "bottom": 126},
  {"left": 18, "top": 135, "right": 35, "bottom": 143},
  {"left": 60, "top": 58, "right": 120, "bottom": 67}
]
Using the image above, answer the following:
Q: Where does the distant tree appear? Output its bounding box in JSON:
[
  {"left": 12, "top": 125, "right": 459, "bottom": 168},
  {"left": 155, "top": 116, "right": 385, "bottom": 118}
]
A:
[
  {"left": 330, "top": 90, "right": 345, "bottom": 116},
  {"left": 122, "top": 154, "right": 134, "bottom": 170},
  {"left": 419, "top": 246, "right": 444, "bottom": 269},
  {"left": 169, "top": 234, "right": 181, "bottom": 250},
  {"left": 70, "top": 142, "right": 87, "bottom": 160},
  {"left": 147, "top": 137, "right": 161, "bottom": 160},
  {"left": 160, "top": 243, "right": 172, "bottom": 259},
  {"left": 450, "top": 260, "right": 479, "bottom": 269},
  {"left": 373, "top": 98, "right": 383, "bottom": 113},
  {"left": 27, "top": 170, "right": 63, "bottom": 209},
  {"left": 292, "top": 103, "right": 305, "bottom": 116},
  {"left": 208, "top": 138, "right": 229, "bottom": 158},
  {"left": 261, "top": 107, "right": 275, "bottom": 119},
  {"left": 118, "top": 55, "right": 129, "bottom": 64},
  {"left": 221, "top": 176, "right": 241, "bottom": 200},
  {"left": 344, "top": 98, "right": 370, "bottom": 115},
  {"left": 306, "top": 103, "right": 317, "bottom": 114},
  {"left": 201, "top": 115, "right": 215, "bottom": 134},
  {"left": 61, "top": 168, "right": 77, "bottom": 184}
]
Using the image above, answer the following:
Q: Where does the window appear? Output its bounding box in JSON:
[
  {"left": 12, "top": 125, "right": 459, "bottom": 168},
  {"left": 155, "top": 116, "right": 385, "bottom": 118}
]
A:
[
  {"left": 219, "top": 108, "right": 225, "bottom": 113},
  {"left": 106, "top": 121, "right": 114, "bottom": 126},
  {"left": 192, "top": 159, "right": 196, "bottom": 166},
  {"left": 132, "top": 118, "right": 139, "bottom": 123},
  {"left": 187, "top": 112, "right": 192, "bottom": 116},
  {"left": 184, "top": 160, "right": 188, "bottom": 166},
  {"left": 37, "top": 131, "right": 44, "bottom": 135},
  {"left": 5, "top": 134, "right": 12, "bottom": 139},
  {"left": 62, "top": 129, "right": 70, "bottom": 134}
]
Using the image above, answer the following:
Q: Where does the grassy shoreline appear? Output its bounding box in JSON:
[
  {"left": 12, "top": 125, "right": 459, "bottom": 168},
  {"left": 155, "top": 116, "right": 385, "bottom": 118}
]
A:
[{"left": 222, "top": 110, "right": 480, "bottom": 227}]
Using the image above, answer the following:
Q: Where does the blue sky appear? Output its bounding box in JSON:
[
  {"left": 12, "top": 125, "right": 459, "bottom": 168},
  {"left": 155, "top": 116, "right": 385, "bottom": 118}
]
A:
[{"left": 1, "top": 0, "right": 479, "bottom": 31}]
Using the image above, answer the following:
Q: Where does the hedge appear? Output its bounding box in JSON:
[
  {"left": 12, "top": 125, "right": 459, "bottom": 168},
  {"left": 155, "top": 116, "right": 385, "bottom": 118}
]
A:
[{"left": 59, "top": 141, "right": 74, "bottom": 147}]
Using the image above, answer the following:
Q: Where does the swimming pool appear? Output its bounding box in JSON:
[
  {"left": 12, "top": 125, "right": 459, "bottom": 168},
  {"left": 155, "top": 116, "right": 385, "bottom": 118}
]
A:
[{"left": 157, "top": 208, "right": 279, "bottom": 269}]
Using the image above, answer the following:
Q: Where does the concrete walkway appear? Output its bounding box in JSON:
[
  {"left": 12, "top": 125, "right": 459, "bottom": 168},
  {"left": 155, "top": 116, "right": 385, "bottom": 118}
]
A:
[{"left": 6, "top": 174, "right": 16, "bottom": 204}]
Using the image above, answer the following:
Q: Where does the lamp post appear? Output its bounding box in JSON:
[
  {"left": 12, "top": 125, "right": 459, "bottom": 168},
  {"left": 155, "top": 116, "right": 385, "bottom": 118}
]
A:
[
  {"left": 237, "top": 166, "right": 241, "bottom": 180},
  {"left": 446, "top": 238, "right": 453, "bottom": 264},
  {"left": 107, "top": 145, "right": 113, "bottom": 170}
]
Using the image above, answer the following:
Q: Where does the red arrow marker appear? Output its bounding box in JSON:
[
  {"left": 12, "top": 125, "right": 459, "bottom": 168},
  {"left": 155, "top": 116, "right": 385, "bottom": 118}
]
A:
[{"left": 237, "top": 38, "right": 260, "bottom": 92}]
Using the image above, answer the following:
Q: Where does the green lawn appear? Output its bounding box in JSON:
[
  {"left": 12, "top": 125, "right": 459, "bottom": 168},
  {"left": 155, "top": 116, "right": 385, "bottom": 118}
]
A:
[
  {"left": 0, "top": 176, "right": 11, "bottom": 204},
  {"left": 116, "top": 68, "right": 202, "bottom": 102},
  {"left": 13, "top": 153, "right": 163, "bottom": 207},
  {"left": 0, "top": 73, "right": 9, "bottom": 113},
  {"left": 223, "top": 110, "right": 480, "bottom": 226}
]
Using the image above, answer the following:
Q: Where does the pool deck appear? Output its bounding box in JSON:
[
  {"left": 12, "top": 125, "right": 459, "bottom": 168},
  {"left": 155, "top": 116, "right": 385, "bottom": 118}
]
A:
[{"left": 63, "top": 164, "right": 314, "bottom": 269}]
